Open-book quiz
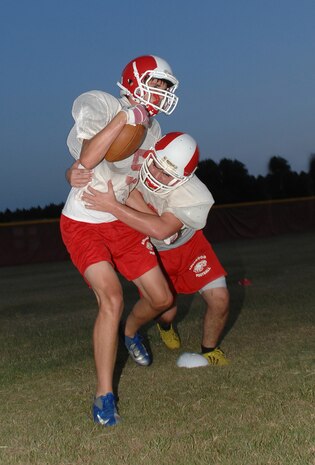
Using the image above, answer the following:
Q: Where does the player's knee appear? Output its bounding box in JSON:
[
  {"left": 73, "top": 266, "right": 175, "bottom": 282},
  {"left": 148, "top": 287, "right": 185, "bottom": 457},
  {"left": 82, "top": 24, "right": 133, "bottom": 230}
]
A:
[
  {"left": 97, "top": 289, "right": 124, "bottom": 318},
  {"left": 204, "top": 287, "right": 229, "bottom": 316},
  {"left": 216, "top": 288, "right": 230, "bottom": 317},
  {"left": 214, "top": 286, "right": 229, "bottom": 306},
  {"left": 161, "top": 290, "right": 174, "bottom": 311},
  {"left": 152, "top": 289, "right": 173, "bottom": 313},
  {"left": 219, "top": 288, "right": 230, "bottom": 307}
]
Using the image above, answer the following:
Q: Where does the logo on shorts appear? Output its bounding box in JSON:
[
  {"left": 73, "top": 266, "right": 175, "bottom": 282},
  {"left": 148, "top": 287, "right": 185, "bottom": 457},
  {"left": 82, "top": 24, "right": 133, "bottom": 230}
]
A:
[
  {"left": 141, "top": 236, "right": 155, "bottom": 255},
  {"left": 189, "top": 255, "right": 211, "bottom": 277}
]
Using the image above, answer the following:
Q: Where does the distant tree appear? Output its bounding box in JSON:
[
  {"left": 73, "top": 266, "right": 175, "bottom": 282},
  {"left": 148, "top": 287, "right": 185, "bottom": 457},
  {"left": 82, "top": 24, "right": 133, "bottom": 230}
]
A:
[
  {"left": 254, "top": 175, "right": 271, "bottom": 201},
  {"left": 268, "top": 156, "right": 291, "bottom": 175},
  {"left": 44, "top": 203, "right": 64, "bottom": 218},
  {"left": 196, "top": 159, "right": 224, "bottom": 202},
  {"left": 0, "top": 209, "right": 13, "bottom": 222},
  {"left": 218, "top": 158, "right": 257, "bottom": 203},
  {"left": 285, "top": 171, "right": 312, "bottom": 198},
  {"left": 309, "top": 154, "right": 315, "bottom": 194},
  {"left": 267, "top": 155, "right": 292, "bottom": 199},
  {"left": 267, "top": 155, "right": 314, "bottom": 198},
  {"left": 0, "top": 203, "right": 64, "bottom": 223}
]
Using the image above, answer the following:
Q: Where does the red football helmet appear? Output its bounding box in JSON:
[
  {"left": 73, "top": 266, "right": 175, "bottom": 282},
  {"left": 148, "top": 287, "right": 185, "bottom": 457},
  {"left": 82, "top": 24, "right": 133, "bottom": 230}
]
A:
[
  {"left": 139, "top": 132, "right": 199, "bottom": 194},
  {"left": 117, "top": 55, "right": 179, "bottom": 116}
]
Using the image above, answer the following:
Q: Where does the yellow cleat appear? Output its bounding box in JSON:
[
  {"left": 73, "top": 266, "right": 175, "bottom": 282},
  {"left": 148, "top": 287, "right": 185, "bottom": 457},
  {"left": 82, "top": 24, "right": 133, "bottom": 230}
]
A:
[
  {"left": 202, "top": 347, "right": 230, "bottom": 366},
  {"left": 157, "top": 323, "right": 181, "bottom": 350}
]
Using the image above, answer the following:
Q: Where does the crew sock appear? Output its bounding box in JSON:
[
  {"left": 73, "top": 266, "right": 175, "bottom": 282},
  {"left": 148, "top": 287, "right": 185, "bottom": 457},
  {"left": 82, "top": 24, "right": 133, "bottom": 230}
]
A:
[
  {"left": 159, "top": 322, "right": 171, "bottom": 331},
  {"left": 201, "top": 345, "right": 215, "bottom": 354}
]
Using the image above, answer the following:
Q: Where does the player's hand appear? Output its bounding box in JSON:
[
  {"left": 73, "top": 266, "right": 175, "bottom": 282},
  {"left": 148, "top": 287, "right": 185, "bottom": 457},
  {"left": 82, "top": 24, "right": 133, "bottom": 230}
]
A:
[
  {"left": 122, "top": 104, "right": 150, "bottom": 127},
  {"left": 82, "top": 181, "right": 117, "bottom": 212},
  {"left": 66, "top": 160, "right": 93, "bottom": 187}
]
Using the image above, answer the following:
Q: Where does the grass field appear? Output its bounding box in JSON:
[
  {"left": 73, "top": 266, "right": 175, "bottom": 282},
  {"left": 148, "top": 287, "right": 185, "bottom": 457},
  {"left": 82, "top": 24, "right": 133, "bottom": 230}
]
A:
[{"left": 0, "top": 232, "right": 314, "bottom": 465}]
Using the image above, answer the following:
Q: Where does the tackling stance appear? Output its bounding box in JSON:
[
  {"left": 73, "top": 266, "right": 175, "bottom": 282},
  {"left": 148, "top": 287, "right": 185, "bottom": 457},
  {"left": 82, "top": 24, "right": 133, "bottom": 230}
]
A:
[{"left": 82, "top": 132, "right": 230, "bottom": 367}]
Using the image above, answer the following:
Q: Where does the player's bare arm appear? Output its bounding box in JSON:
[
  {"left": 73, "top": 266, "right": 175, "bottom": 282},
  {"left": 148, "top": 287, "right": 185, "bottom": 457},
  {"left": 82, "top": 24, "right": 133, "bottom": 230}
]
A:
[
  {"left": 82, "top": 182, "right": 183, "bottom": 240},
  {"left": 125, "top": 189, "right": 157, "bottom": 215},
  {"left": 80, "top": 112, "right": 128, "bottom": 169},
  {"left": 80, "top": 105, "right": 149, "bottom": 169}
]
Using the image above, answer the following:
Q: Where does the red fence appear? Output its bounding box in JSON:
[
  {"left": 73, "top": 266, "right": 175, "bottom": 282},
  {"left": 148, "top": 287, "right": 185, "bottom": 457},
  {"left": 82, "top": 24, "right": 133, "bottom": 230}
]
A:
[
  {"left": 204, "top": 196, "right": 315, "bottom": 242},
  {"left": 1, "top": 197, "right": 314, "bottom": 267},
  {"left": 0, "top": 219, "right": 69, "bottom": 267}
]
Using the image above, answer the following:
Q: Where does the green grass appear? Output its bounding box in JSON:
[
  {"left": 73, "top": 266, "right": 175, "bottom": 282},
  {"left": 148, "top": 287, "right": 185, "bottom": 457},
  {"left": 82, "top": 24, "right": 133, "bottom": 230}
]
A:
[{"left": 0, "top": 232, "right": 314, "bottom": 465}]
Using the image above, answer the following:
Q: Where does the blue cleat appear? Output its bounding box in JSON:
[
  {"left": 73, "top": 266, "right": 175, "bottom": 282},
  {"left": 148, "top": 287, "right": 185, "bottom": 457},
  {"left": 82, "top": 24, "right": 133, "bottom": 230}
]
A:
[
  {"left": 125, "top": 333, "right": 151, "bottom": 366},
  {"left": 93, "top": 392, "right": 121, "bottom": 426}
]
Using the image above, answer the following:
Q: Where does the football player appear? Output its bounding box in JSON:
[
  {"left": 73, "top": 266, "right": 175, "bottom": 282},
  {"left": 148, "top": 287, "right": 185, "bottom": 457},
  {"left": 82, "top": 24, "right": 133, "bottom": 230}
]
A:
[
  {"left": 81, "top": 132, "right": 230, "bottom": 367},
  {"left": 61, "top": 56, "right": 179, "bottom": 427}
]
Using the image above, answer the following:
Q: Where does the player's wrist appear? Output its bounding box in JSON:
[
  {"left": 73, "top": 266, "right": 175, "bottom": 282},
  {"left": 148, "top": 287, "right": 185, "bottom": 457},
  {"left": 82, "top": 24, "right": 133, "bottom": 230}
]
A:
[
  {"left": 121, "top": 108, "right": 136, "bottom": 125},
  {"left": 121, "top": 105, "right": 149, "bottom": 126}
]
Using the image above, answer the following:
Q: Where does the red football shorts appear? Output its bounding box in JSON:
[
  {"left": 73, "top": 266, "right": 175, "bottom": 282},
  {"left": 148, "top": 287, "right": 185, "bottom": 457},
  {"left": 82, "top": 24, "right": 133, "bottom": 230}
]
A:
[
  {"left": 157, "top": 230, "right": 227, "bottom": 294},
  {"left": 60, "top": 214, "right": 158, "bottom": 281}
]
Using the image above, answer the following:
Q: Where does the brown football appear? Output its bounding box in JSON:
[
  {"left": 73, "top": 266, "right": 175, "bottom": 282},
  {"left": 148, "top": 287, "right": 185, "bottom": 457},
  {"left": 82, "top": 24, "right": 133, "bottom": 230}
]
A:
[{"left": 104, "top": 124, "right": 147, "bottom": 162}]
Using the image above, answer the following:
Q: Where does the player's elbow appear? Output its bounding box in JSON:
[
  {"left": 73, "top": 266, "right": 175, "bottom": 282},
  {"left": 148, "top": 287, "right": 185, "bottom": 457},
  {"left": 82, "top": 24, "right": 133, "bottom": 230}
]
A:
[
  {"left": 79, "top": 152, "right": 94, "bottom": 170},
  {"left": 79, "top": 140, "right": 98, "bottom": 169},
  {"left": 80, "top": 159, "right": 94, "bottom": 170}
]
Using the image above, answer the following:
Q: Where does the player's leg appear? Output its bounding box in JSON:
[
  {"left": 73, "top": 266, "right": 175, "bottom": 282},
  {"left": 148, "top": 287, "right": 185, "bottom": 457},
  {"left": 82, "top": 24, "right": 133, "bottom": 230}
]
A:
[
  {"left": 126, "top": 265, "right": 173, "bottom": 335},
  {"left": 84, "top": 261, "right": 123, "bottom": 425},
  {"left": 84, "top": 261, "right": 123, "bottom": 395},
  {"left": 200, "top": 280, "right": 230, "bottom": 365},
  {"left": 123, "top": 265, "right": 173, "bottom": 365},
  {"left": 157, "top": 305, "right": 177, "bottom": 325},
  {"left": 60, "top": 216, "right": 124, "bottom": 426}
]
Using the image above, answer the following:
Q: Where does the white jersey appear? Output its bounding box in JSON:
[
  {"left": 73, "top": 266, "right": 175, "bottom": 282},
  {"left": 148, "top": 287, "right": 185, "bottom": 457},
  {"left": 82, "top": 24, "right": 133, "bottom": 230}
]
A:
[
  {"left": 62, "top": 90, "right": 161, "bottom": 223},
  {"left": 136, "top": 175, "right": 215, "bottom": 250}
]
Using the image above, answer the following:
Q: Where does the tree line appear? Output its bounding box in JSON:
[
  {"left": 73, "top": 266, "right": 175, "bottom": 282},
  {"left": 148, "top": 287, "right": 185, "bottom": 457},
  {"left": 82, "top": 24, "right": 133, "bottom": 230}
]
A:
[
  {"left": 1, "top": 154, "right": 315, "bottom": 223},
  {"left": 197, "top": 154, "right": 315, "bottom": 204}
]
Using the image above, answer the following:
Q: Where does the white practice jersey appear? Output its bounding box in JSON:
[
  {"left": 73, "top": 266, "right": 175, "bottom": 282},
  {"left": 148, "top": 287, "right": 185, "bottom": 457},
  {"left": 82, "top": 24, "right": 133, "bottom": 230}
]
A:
[
  {"left": 62, "top": 90, "right": 161, "bottom": 223},
  {"left": 136, "top": 175, "right": 215, "bottom": 251}
]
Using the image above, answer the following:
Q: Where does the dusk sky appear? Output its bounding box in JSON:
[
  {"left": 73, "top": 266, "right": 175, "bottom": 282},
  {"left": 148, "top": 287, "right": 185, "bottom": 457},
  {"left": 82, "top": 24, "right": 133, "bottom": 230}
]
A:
[{"left": 1, "top": 0, "right": 314, "bottom": 211}]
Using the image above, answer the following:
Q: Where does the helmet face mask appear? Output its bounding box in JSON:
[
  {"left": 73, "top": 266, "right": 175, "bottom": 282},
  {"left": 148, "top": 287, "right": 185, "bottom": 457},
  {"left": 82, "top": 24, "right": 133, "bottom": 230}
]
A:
[
  {"left": 139, "top": 132, "right": 199, "bottom": 195},
  {"left": 140, "top": 152, "right": 185, "bottom": 194},
  {"left": 117, "top": 55, "right": 179, "bottom": 116}
]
